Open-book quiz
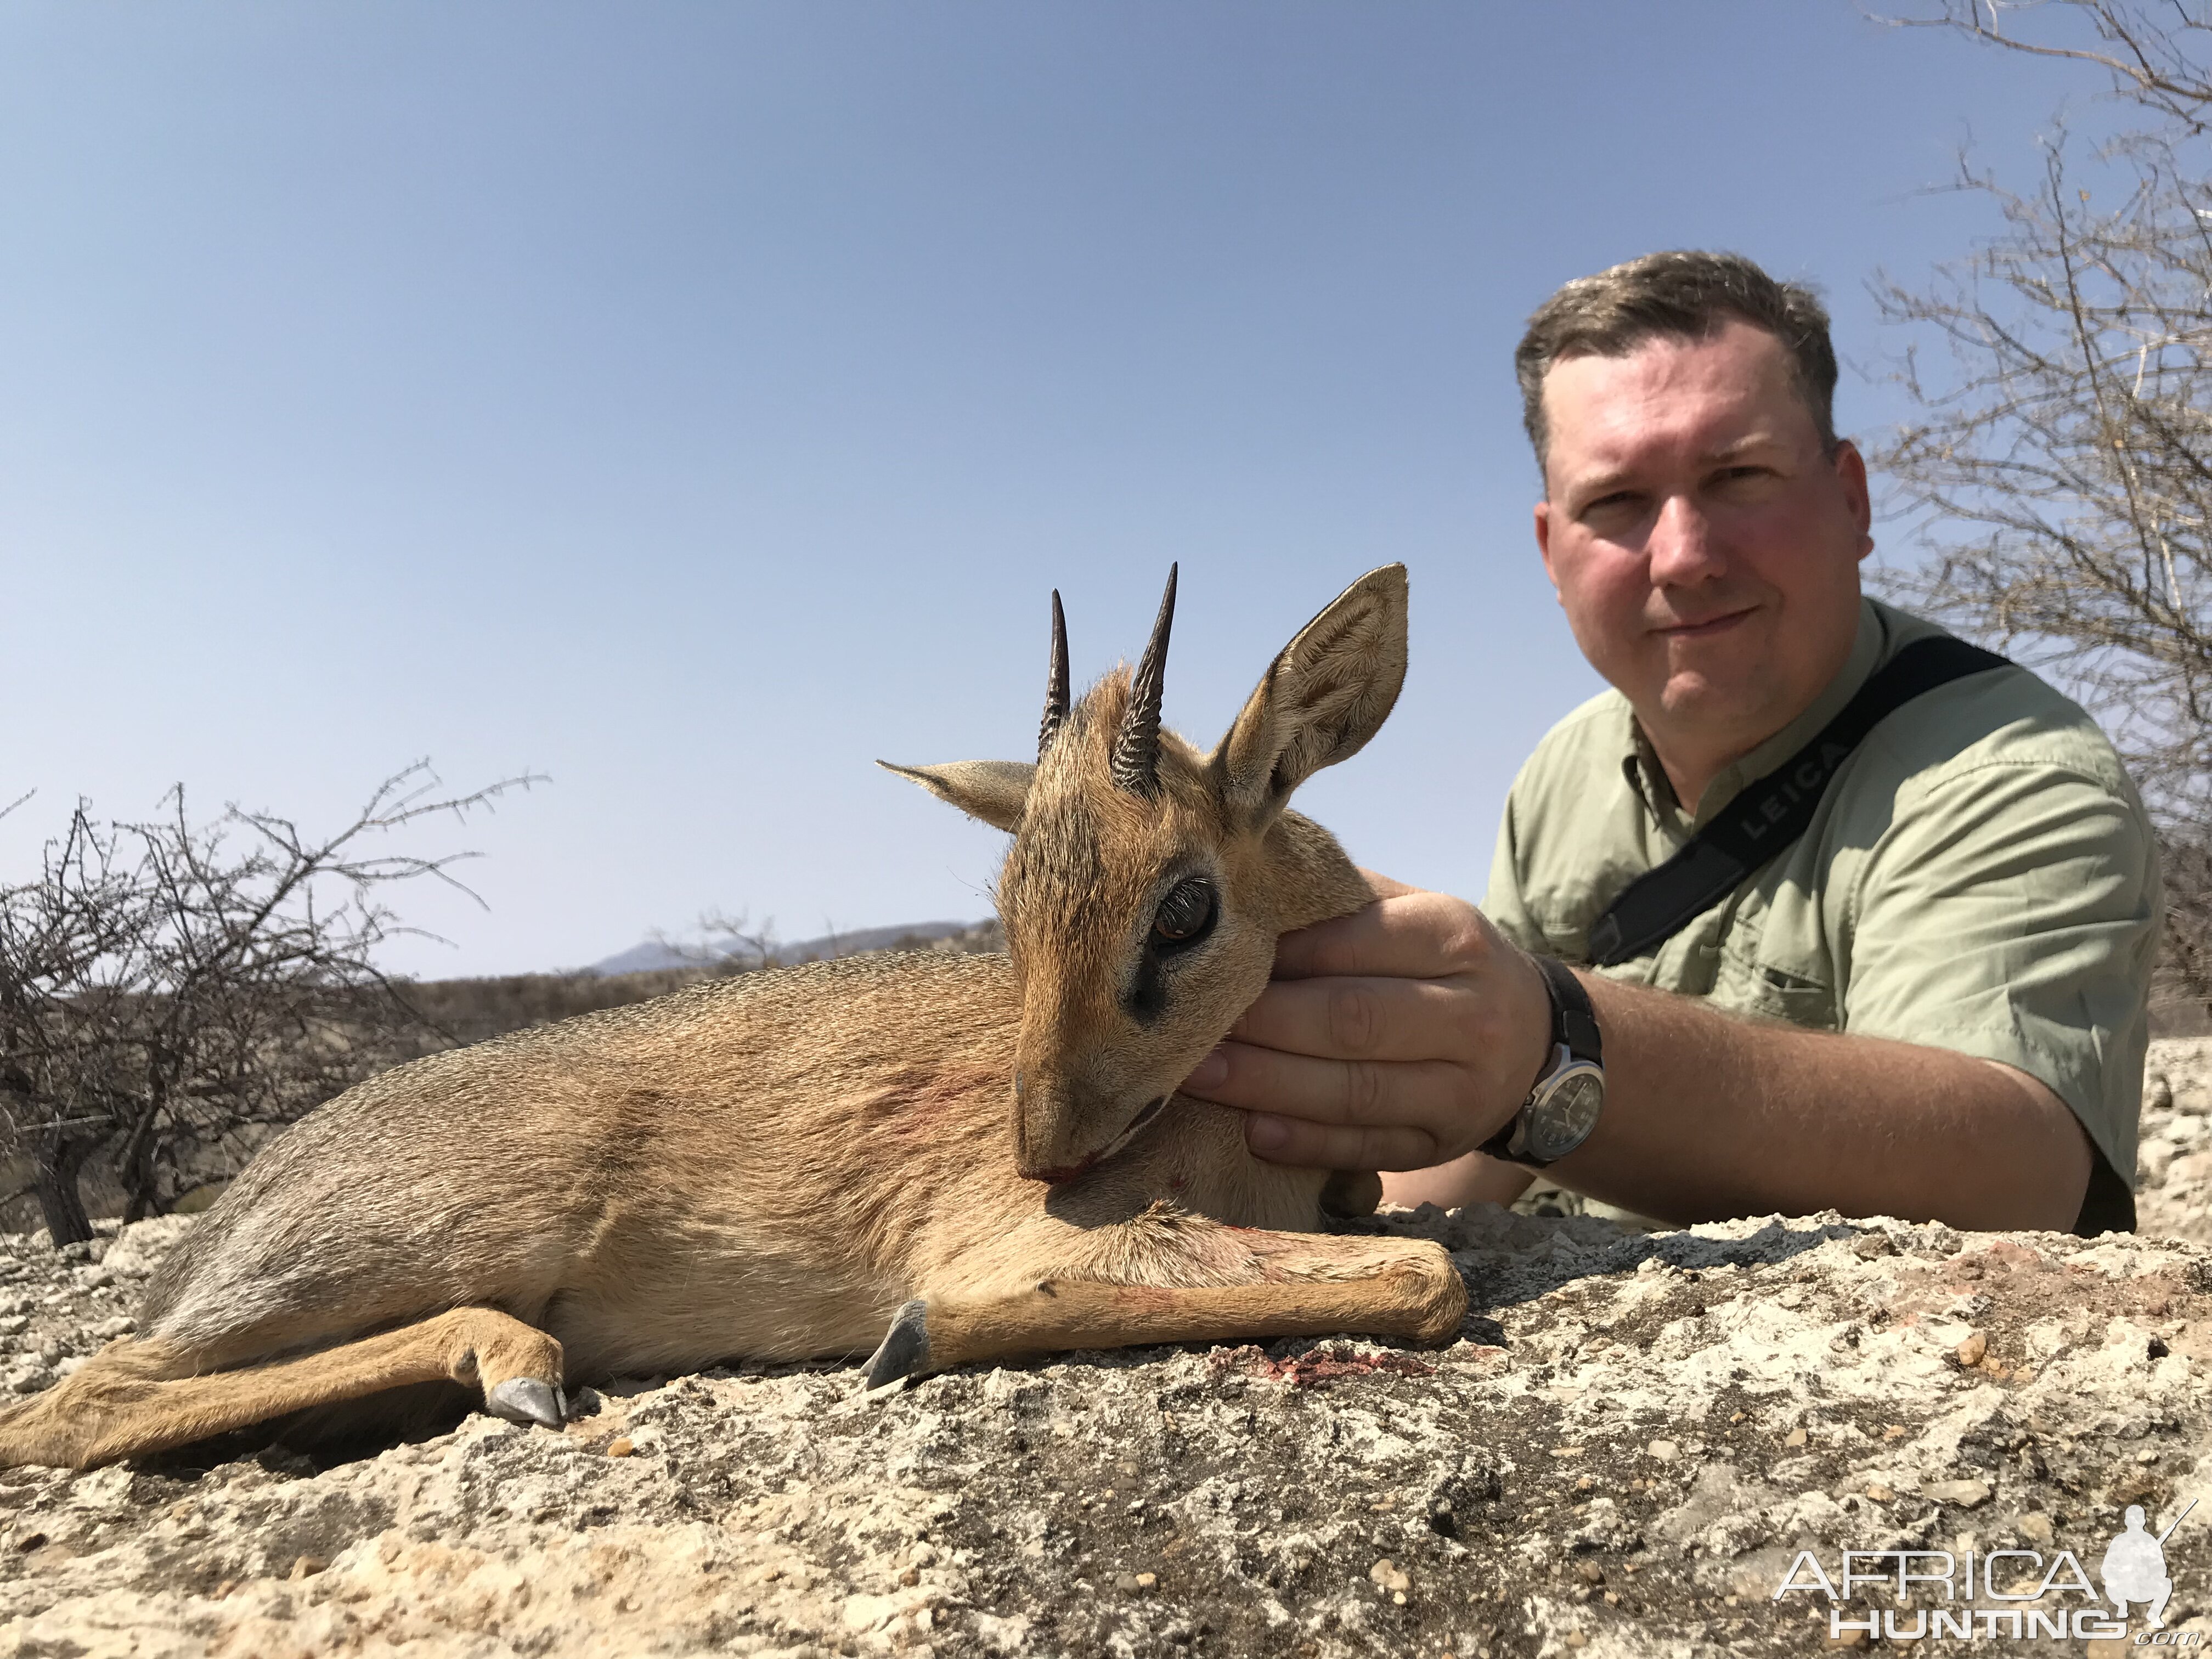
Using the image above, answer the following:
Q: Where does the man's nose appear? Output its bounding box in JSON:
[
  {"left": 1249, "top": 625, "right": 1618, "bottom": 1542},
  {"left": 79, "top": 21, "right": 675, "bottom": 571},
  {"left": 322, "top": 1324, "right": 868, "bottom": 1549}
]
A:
[{"left": 1646, "top": 494, "right": 1725, "bottom": 585}]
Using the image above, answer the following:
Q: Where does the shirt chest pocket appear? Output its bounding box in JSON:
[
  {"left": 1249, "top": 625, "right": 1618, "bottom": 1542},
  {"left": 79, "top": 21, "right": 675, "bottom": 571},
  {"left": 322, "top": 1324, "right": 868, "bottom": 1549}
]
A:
[
  {"left": 1733, "top": 961, "right": 1841, "bottom": 1030},
  {"left": 1712, "top": 894, "right": 1840, "bottom": 1031}
]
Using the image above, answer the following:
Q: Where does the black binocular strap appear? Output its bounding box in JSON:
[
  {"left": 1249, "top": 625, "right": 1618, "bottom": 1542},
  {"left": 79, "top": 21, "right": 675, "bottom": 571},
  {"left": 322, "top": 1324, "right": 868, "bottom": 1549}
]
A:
[{"left": 1585, "top": 635, "right": 2008, "bottom": 968}]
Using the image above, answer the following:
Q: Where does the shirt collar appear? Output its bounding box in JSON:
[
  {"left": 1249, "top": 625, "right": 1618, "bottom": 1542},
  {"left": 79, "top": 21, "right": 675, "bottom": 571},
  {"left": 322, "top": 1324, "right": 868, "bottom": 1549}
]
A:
[
  {"left": 1618, "top": 724, "right": 1677, "bottom": 828},
  {"left": 1614, "top": 598, "right": 1891, "bottom": 832}
]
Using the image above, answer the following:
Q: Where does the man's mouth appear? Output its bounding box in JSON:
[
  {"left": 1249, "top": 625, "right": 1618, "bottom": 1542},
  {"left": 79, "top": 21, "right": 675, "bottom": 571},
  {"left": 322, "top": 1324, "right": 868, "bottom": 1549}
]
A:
[{"left": 1657, "top": 606, "right": 1754, "bottom": 640}]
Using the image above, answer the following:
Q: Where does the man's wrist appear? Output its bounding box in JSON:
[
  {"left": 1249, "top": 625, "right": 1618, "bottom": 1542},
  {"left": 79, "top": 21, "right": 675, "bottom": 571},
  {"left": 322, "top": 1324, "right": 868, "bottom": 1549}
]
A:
[{"left": 1481, "top": 955, "right": 1606, "bottom": 1168}]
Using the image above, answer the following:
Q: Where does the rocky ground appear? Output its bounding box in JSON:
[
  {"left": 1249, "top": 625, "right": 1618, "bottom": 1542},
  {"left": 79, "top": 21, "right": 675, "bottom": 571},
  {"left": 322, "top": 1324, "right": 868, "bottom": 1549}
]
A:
[
  {"left": 3, "top": 1043, "right": 2212, "bottom": 1656},
  {"left": 2135, "top": 1036, "right": 2212, "bottom": 1244}
]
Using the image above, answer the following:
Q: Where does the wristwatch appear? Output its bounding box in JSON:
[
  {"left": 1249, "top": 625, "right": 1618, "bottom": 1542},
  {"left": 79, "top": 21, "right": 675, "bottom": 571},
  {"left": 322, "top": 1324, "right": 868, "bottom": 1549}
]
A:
[{"left": 1480, "top": 955, "right": 1605, "bottom": 1167}]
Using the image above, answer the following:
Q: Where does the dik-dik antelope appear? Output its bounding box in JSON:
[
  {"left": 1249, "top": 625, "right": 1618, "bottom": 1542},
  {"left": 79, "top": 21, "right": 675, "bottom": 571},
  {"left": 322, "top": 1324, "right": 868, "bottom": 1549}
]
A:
[{"left": 0, "top": 563, "right": 1466, "bottom": 1470}]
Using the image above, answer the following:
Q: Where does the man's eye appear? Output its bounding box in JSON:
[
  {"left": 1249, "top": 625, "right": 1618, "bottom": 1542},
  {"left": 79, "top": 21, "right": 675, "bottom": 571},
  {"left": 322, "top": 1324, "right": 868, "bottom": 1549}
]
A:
[
  {"left": 1150, "top": 879, "right": 1218, "bottom": 951},
  {"left": 1579, "top": 491, "right": 1643, "bottom": 521}
]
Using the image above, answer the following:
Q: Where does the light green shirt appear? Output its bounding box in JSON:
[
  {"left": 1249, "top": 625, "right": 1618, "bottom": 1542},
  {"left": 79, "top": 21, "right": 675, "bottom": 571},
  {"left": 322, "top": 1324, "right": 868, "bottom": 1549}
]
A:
[{"left": 1485, "top": 596, "right": 2159, "bottom": 1195}]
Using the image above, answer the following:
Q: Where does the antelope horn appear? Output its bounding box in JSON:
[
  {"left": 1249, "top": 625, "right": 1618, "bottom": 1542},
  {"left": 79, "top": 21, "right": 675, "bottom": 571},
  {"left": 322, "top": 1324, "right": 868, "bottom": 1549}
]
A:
[
  {"left": 1038, "top": 590, "right": 1070, "bottom": 759},
  {"left": 1110, "top": 565, "right": 1177, "bottom": 797}
]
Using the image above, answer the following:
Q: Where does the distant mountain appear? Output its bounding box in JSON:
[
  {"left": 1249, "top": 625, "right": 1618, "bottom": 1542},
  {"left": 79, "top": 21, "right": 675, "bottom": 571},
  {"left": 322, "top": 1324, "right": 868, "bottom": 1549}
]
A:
[
  {"left": 584, "top": 941, "right": 709, "bottom": 977},
  {"left": 585, "top": 919, "right": 990, "bottom": 978}
]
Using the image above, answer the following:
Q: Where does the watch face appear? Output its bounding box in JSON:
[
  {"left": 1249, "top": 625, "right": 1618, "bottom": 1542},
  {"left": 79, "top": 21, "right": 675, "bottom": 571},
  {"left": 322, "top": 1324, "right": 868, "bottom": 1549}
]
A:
[{"left": 1528, "top": 1065, "right": 1605, "bottom": 1161}]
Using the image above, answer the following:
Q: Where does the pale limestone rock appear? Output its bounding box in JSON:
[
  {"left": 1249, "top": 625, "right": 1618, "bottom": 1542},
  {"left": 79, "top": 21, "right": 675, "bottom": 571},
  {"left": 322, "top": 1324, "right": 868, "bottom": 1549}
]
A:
[{"left": 0, "top": 1052, "right": 2209, "bottom": 1654}]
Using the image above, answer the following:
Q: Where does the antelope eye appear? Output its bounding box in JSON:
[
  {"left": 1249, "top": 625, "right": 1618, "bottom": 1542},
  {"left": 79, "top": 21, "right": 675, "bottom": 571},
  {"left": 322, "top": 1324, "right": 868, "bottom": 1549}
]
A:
[{"left": 1150, "top": 879, "right": 1218, "bottom": 951}]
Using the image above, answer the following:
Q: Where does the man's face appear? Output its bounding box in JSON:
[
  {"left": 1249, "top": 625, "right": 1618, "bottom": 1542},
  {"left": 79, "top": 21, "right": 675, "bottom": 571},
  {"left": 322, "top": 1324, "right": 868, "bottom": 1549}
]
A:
[{"left": 1533, "top": 319, "right": 1873, "bottom": 797}]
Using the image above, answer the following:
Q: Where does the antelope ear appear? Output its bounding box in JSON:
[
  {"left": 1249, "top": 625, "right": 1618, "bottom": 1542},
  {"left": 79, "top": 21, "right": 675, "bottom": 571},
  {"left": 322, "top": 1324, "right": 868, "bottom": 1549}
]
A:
[
  {"left": 1210, "top": 564, "right": 1408, "bottom": 826},
  {"left": 878, "top": 759, "right": 1034, "bottom": 832}
]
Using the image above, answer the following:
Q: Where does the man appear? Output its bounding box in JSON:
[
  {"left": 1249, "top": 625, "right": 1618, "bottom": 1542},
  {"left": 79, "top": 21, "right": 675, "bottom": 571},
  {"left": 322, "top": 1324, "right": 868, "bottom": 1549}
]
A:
[{"left": 1180, "top": 250, "right": 2157, "bottom": 1234}]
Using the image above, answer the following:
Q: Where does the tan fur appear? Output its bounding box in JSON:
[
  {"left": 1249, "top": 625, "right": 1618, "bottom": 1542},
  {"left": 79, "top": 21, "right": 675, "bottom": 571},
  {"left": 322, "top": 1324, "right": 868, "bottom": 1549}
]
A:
[{"left": 0, "top": 565, "right": 1466, "bottom": 1469}]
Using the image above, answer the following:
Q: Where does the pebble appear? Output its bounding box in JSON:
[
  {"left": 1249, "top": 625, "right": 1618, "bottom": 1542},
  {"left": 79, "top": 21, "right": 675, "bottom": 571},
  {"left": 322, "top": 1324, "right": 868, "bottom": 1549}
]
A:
[
  {"left": 1922, "top": 1479, "right": 1992, "bottom": 1509},
  {"left": 1368, "top": 1558, "right": 1410, "bottom": 1594},
  {"left": 1955, "top": 1330, "right": 1988, "bottom": 1368},
  {"left": 1645, "top": 1438, "right": 1679, "bottom": 1462}
]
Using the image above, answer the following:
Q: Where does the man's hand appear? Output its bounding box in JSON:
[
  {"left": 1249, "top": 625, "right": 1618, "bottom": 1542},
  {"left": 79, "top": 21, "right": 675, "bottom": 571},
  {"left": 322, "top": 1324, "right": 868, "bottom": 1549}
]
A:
[
  {"left": 1180, "top": 874, "right": 2095, "bottom": 1231},
  {"left": 1178, "top": 875, "right": 1554, "bottom": 1170}
]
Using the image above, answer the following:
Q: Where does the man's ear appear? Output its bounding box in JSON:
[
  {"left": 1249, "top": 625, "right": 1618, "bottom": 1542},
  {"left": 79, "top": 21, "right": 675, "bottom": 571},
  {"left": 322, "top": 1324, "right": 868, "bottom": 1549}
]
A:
[
  {"left": 1209, "top": 564, "right": 1408, "bottom": 827},
  {"left": 878, "top": 759, "right": 1034, "bottom": 832},
  {"left": 1534, "top": 500, "right": 1560, "bottom": 593}
]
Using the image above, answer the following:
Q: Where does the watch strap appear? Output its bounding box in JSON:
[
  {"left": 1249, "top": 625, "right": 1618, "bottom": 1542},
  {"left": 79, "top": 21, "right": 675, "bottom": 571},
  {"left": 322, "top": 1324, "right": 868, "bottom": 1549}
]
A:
[
  {"left": 1537, "top": 954, "right": 1601, "bottom": 1065},
  {"left": 1479, "top": 954, "right": 1599, "bottom": 1164}
]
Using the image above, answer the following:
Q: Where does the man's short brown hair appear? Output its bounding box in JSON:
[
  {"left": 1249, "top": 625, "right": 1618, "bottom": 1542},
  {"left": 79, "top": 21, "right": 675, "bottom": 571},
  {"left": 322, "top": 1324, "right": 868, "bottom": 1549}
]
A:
[{"left": 1515, "top": 250, "right": 1838, "bottom": 473}]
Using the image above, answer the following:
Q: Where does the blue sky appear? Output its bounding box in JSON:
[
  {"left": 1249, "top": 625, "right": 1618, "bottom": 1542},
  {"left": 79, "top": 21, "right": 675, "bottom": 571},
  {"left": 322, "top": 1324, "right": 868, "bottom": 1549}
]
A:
[{"left": 1, "top": 4, "right": 2108, "bottom": 977}]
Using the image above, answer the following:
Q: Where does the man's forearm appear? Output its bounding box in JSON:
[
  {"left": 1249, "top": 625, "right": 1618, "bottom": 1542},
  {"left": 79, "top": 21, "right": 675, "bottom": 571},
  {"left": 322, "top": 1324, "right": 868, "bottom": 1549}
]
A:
[
  {"left": 1185, "top": 887, "right": 2098, "bottom": 1232},
  {"left": 1557, "top": 973, "right": 2094, "bottom": 1232}
]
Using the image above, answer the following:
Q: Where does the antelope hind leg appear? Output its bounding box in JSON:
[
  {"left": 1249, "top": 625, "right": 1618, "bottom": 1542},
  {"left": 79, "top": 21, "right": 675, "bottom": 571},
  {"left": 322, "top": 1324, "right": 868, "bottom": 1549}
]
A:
[
  {"left": 0, "top": 1307, "right": 566, "bottom": 1470},
  {"left": 863, "top": 1229, "right": 1465, "bottom": 1388}
]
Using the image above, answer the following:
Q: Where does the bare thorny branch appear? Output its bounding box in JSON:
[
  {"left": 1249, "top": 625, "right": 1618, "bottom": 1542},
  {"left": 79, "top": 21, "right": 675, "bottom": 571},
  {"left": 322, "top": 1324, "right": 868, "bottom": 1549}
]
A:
[
  {"left": 0, "top": 763, "right": 540, "bottom": 1244},
  {"left": 1886, "top": 0, "right": 2212, "bottom": 129},
  {"left": 1873, "top": 1, "right": 2212, "bottom": 1006}
]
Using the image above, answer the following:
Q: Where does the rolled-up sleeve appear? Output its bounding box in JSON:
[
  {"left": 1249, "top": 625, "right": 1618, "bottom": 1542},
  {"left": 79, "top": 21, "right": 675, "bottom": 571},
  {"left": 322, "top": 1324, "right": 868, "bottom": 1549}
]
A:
[{"left": 1841, "top": 761, "right": 2160, "bottom": 1182}]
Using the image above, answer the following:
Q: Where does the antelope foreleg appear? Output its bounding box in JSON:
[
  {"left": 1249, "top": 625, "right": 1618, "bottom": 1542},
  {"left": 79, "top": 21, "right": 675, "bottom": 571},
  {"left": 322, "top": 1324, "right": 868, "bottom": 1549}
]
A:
[{"left": 864, "top": 1232, "right": 1465, "bottom": 1387}]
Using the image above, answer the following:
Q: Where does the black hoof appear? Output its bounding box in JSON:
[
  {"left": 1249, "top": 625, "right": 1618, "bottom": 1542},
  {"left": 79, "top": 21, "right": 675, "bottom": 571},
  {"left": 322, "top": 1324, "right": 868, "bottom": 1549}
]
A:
[
  {"left": 486, "top": 1377, "right": 568, "bottom": 1429},
  {"left": 862, "top": 1300, "right": 930, "bottom": 1391}
]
